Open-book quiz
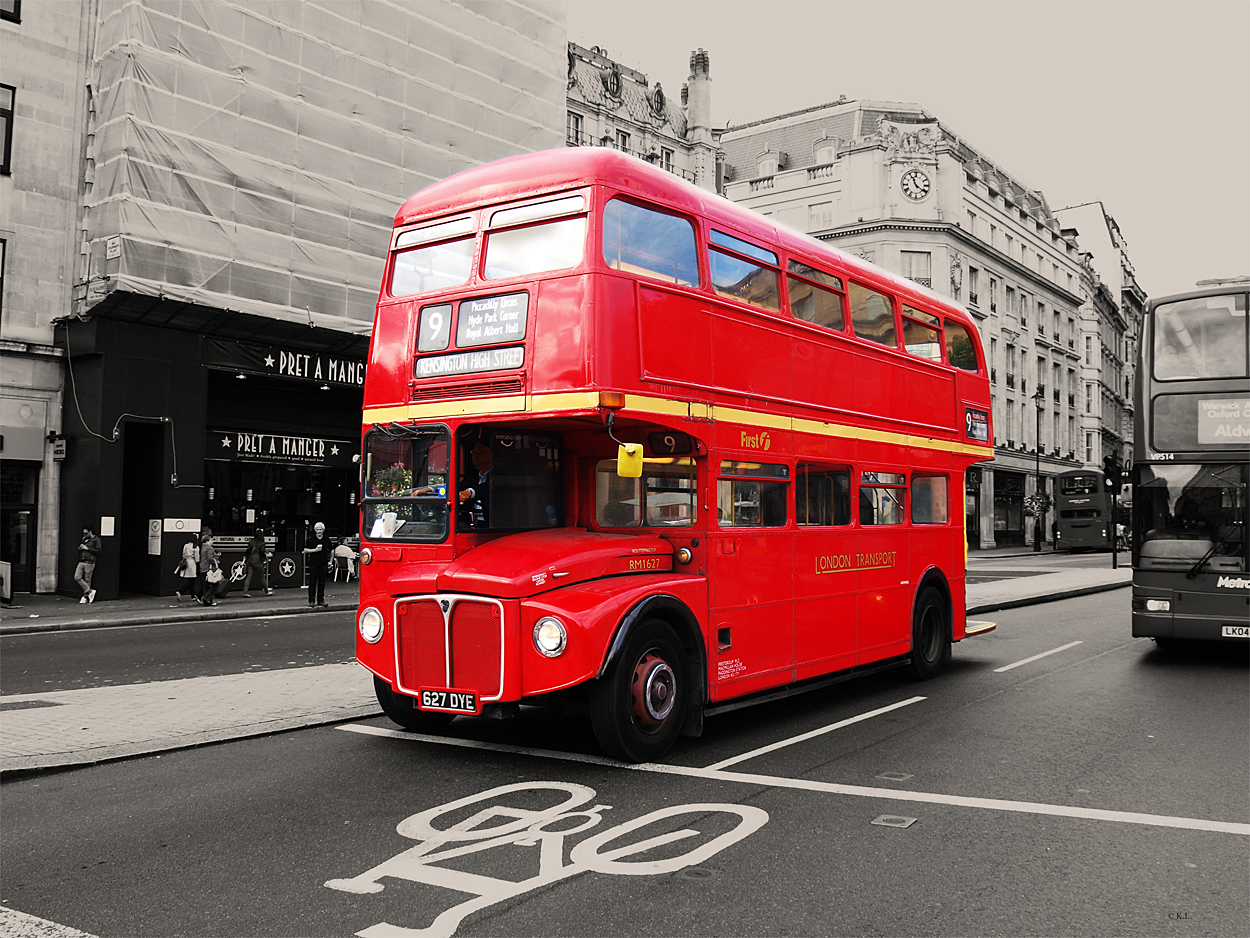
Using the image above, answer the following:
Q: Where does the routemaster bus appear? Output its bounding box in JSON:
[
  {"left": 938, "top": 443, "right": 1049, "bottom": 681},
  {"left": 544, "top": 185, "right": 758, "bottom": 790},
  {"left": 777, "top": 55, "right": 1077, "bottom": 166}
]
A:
[
  {"left": 354, "top": 148, "right": 996, "bottom": 761},
  {"left": 1054, "top": 468, "right": 1114, "bottom": 551},
  {"left": 1131, "top": 284, "right": 1249, "bottom": 644}
]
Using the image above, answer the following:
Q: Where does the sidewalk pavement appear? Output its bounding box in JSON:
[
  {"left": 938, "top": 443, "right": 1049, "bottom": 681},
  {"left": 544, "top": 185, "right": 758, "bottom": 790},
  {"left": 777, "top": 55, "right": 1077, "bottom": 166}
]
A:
[{"left": 1, "top": 555, "right": 1131, "bottom": 777}]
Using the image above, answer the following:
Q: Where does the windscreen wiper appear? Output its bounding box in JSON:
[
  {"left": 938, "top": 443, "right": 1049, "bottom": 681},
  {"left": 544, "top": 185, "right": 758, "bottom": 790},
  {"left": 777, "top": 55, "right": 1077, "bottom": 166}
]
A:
[{"left": 1186, "top": 522, "right": 1239, "bottom": 578}]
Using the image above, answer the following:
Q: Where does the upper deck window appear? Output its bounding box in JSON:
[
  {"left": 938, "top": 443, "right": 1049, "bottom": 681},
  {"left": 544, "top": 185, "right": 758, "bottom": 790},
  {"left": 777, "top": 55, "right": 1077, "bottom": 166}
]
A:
[
  {"left": 391, "top": 237, "right": 475, "bottom": 297},
  {"left": 944, "top": 321, "right": 980, "bottom": 372},
  {"left": 902, "top": 304, "right": 943, "bottom": 362},
  {"left": 482, "top": 196, "right": 588, "bottom": 282},
  {"left": 1153, "top": 293, "right": 1248, "bottom": 380},
  {"left": 602, "top": 198, "right": 699, "bottom": 286},
  {"left": 787, "top": 261, "right": 845, "bottom": 332},
  {"left": 709, "top": 230, "right": 780, "bottom": 312},
  {"left": 848, "top": 282, "right": 897, "bottom": 348}
]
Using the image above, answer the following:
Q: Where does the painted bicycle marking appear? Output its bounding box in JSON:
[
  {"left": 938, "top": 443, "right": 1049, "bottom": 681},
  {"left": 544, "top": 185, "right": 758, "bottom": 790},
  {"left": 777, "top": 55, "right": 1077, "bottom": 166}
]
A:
[{"left": 325, "top": 781, "right": 768, "bottom": 938}]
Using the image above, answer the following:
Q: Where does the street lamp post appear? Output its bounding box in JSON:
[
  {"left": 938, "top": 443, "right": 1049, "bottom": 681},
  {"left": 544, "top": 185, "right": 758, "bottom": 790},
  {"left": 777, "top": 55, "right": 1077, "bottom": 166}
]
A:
[{"left": 1033, "top": 387, "right": 1045, "bottom": 553}]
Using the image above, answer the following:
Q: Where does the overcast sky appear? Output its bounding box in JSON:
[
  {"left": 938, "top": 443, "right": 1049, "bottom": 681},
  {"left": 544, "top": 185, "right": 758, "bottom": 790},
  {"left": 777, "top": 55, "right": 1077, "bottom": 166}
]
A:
[{"left": 566, "top": 0, "right": 1250, "bottom": 299}]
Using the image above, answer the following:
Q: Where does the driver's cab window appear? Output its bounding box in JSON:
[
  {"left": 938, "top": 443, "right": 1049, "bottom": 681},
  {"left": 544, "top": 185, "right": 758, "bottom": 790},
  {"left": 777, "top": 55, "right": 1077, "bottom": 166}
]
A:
[
  {"left": 362, "top": 426, "right": 451, "bottom": 542},
  {"left": 458, "top": 429, "right": 563, "bottom": 531},
  {"left": 596, "top": 457, "right": 697, "bottom": 527}
]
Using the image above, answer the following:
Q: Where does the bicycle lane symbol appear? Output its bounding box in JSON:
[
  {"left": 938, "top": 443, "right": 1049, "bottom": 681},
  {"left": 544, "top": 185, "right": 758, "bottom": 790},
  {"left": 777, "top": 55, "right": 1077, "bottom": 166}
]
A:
[{"left": 324, "top": 781, "right": 769, "bottom": 938}]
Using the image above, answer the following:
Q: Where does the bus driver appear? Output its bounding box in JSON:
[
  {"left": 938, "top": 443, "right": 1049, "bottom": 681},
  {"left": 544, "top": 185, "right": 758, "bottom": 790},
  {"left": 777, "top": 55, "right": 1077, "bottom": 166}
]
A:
[{"left": 458, "top": 441, "right": 495, "bottom": 527}]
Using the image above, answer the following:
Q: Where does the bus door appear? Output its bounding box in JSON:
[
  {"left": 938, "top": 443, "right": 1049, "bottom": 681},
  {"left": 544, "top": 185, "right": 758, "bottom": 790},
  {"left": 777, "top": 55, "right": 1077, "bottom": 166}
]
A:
[
  {"left": 793, "top": 464, "right": 858, "bottom": 679},
  {"left": 710, "top": 459, "right": 794, "bottom": 697},
  {"left": 855, "top": 471, "right": 911, "bottom": 661}
]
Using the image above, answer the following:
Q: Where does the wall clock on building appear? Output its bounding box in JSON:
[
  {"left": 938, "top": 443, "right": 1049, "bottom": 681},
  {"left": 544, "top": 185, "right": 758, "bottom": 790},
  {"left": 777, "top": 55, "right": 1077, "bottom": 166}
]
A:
[{"left": 900, "top": 168, "right": 931, "bottom": 201}]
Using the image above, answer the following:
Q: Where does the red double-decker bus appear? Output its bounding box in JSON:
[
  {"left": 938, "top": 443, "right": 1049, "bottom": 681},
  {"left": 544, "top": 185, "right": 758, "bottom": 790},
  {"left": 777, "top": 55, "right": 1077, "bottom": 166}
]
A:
[{"left": 354, "top": 148, "right": 995, "bottom": 761}]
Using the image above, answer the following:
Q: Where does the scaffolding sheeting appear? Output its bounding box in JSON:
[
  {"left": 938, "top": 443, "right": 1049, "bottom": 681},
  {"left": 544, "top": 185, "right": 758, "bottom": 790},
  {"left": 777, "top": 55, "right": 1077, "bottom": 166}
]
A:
[{"left": 83, "top": 0, "right": 566, "bottom": 329}]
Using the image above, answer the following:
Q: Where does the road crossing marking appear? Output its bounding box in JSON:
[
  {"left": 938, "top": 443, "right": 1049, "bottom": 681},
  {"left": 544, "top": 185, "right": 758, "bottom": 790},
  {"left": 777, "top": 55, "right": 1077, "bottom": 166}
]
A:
[
  {"left": 337, "top": 723, "right": 1250, "bottom": 837},
  {"left": 994, "top": 640, "right": 1084, "bottom": 672},
  {"left": 703, "top": 696, "right": 927, "bottom": 770}
]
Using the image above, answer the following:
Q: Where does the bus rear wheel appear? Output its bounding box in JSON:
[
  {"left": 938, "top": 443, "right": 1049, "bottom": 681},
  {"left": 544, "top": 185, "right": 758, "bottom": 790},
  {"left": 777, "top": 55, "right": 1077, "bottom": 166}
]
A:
[
  {"left": 374, "top": 676, "right": 456, "bottom": 733},
  {"left": 909, "top": 586, "right": 951, "bottom": 680},
  {"left": 590, "top": 618, "right": 687, "bottom": 762}
]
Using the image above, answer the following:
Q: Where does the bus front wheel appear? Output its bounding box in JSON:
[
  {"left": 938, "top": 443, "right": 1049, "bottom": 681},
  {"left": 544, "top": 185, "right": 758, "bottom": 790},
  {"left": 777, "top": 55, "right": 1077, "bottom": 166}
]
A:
[
  {"left": 909, "top": 587, "right": 951, "bottom": 680},
  {"left": 374, "top": 676, "right": 456, "bottom": 733},
  {"left": 590, "top": 618, "right": 687, "bottom": 762}
]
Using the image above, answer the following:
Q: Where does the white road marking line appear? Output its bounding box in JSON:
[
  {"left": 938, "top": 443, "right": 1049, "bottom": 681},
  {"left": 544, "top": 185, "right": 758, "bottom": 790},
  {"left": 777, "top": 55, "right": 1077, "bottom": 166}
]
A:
[
  {"left": 0, "top": 905, "right": 98, "bottom": 938},
  {"left": 703, "top": 696, "right": 927, "bottom": 771},
  {"left": 994, "top": 640, "right": 1084, "bottom": 672},
  {"left": 336, "top": 723, "right": 1250, "bottom": 836}
]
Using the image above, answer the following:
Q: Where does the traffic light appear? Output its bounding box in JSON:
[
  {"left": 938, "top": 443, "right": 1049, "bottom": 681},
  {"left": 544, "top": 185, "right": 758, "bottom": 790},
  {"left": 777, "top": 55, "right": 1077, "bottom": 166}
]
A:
[{"left": 1102, "top": 454, "right": 1120, "bottom": 491}]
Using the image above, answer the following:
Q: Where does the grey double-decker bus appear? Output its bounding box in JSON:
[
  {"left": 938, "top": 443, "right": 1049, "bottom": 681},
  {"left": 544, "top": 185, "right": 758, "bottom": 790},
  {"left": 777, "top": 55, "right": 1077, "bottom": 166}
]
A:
[{"left": 1131, "top": 284, "right": 1249, "bottom": 643}]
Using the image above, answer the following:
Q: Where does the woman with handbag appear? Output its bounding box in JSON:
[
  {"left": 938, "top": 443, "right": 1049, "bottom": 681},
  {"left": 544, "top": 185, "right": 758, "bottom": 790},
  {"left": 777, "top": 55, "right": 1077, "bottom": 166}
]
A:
[{"left": 174, "top": 538, "right": 198, "bottom": 602}]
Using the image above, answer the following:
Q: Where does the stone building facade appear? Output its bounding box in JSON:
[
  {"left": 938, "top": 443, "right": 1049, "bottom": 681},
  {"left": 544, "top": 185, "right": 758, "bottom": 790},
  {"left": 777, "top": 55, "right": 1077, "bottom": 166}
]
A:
[
  {"left": 0, "top": 0, "right": 566, "bottom": 597},
  {"left": 565, "top": 44, "right": 720, "bottom": 192},
  {"left": 719, "top": 99, "right": 1111, "bottom": 549}
]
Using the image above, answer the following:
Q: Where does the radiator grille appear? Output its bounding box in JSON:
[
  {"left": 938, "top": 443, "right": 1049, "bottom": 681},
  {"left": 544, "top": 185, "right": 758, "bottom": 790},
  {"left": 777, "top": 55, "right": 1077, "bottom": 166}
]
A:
[
  {"left": 450, "top": 601, "right": 503, "bottom": 696},
  {"left": 397, "top": 600, "right": 447, "bottom": 691},
  {"left": 395, "top": 597, "right": 503, "bottom": 698}
]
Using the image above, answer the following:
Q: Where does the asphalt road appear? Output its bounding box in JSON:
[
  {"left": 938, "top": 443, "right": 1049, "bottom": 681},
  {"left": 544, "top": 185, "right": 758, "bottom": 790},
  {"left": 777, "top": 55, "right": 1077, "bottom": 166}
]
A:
[
  {"left": 0, "top": 611, "right": 355, "bottom": 693},
  {"left": 3, "top": 590, "right": 1247, "bottom": 938}
]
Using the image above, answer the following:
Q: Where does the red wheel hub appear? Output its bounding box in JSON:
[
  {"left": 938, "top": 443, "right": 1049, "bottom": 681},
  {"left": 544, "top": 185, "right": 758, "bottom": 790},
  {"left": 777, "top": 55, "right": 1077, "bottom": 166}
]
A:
[{"left": 630, "top": 651, "right": 676, "bottom": 728}]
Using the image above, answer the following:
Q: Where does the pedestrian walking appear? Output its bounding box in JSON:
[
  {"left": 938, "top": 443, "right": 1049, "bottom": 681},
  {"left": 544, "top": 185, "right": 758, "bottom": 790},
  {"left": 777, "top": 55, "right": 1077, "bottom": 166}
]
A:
[
  {"left": 197, "top": 528, "right": 222, "bottom": 606},
  {"left": 74, "top": 524, "right": 102, "bottom": 603},
  {"left": 174, "top": 538, "right": 198, "bottom": 601},
  {"left": 302, "top": 521, "right": 330, "bottom": 607},
  {"left": 241, "top": 528, "right": 273, "bottom": 597}
]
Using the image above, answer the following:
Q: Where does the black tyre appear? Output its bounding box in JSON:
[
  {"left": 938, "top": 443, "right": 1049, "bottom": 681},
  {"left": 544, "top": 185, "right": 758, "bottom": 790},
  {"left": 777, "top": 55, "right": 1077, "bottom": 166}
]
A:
[
  {"left": 590, "top": 618, "right": 688, "bottom": 762},
  {"left": 909, "top": 586, "right": 951, "bottom": 680},
  {"left": 374, "top": 676, "right": 456, "bottom": 732}
]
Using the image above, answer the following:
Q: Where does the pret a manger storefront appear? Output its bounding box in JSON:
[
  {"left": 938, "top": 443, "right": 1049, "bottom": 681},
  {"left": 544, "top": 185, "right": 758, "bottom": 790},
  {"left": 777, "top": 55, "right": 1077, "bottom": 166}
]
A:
[{"left": 56, "top": 312, "right": 365, "bottom": 600}]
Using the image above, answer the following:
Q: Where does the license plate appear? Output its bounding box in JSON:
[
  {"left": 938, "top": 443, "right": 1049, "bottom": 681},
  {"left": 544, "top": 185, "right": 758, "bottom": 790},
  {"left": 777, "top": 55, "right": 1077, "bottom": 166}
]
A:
[
  {"left": 1221, "top": 625, "right": 1250, "bottom": 638},
  {"left": 418, "top": 688, "right": 479, "bottom": 714}
]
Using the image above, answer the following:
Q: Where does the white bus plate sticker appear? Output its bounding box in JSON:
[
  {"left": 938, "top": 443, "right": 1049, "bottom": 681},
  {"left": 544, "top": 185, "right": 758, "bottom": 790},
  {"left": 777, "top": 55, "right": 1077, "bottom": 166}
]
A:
[{"left": 1221, "top": 625, "right": 1249, "bottom": 638}]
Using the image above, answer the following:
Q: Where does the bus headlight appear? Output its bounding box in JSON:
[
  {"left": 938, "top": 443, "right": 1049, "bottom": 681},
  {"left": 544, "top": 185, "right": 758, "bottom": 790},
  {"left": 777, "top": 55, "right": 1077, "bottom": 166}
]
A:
[
  {"left": 675, "top": 547, "right": 693, "bottom": 565},
  {"left": 533, "top": 617, "right": 567, "bottom": 657},
  {"left": 359, "top": 548, "right": 373, "bottom": 566},
  {"left": 1145, "top": 599, "right": 1171, "bottom": 613},
  {"left": 358, "top": 606, "right": 385, "bottom": 643}
]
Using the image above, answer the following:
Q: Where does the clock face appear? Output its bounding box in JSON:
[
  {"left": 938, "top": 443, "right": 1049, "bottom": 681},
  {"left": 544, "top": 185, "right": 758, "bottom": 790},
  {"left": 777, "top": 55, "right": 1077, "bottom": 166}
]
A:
[{"left": 900, "top": 169, "right": 931, "bottom": 201}]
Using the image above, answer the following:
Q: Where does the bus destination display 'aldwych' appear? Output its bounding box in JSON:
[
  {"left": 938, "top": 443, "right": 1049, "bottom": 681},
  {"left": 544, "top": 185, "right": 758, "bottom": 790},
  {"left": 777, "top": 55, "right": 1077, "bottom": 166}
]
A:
[
  {"left": 1132, "top": 285, "right": 1250, "bottom": 644},
  {"left": 354, "top": 149, "right": 996, "bottom": 761}
]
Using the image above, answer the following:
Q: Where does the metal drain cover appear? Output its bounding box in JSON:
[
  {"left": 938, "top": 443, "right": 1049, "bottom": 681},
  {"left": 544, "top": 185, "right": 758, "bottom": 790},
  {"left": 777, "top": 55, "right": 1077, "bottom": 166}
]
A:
[{"left": 871, "top": 815, "right": 918, "bottom": 829}]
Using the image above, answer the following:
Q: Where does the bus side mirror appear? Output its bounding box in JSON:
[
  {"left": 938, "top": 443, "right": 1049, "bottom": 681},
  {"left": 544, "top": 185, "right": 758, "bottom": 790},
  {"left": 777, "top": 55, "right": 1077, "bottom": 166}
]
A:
[{"left": 617, "top": 443, "right": 643, "bottom": 478}]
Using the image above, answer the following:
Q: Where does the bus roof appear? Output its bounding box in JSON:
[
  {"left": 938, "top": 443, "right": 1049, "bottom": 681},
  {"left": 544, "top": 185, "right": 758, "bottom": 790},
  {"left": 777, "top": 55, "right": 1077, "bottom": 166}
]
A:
[{"left": 396, "top": 148, "right": 978, "bottom": 330}]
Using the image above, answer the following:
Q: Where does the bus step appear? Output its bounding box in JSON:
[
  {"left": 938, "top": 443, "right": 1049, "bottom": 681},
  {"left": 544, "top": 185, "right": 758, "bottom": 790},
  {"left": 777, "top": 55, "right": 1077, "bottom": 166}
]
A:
[{"left": 964, "top": 619, "right": 997, "bottom": 637}]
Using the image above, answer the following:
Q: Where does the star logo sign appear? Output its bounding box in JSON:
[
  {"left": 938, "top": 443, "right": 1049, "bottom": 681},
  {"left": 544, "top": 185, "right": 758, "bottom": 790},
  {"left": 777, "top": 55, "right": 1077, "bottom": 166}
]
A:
[
  {"left": 221, "top": 436, "right": 232, "bottom": 448},
  {"left": 264, "top": 355, "right": 275, "bottom": 368},
  {"left": 330, "top": 445, "right": 339, "bottom": 456}
]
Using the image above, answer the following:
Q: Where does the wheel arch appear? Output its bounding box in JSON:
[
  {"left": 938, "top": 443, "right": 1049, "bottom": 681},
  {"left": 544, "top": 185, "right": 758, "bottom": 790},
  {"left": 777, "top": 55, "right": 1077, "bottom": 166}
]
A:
[
  {"left": 597, "top": 593, "right": 707, "bottom": 737},
  {"left": 913, "top": 566, "right": 953, "bottom": 638}
]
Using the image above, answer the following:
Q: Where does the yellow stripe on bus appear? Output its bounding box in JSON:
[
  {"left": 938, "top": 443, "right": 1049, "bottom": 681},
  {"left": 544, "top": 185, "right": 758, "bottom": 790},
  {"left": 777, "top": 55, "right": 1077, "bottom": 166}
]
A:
[{"left": 363, "top": 391, "right": 994, "bottom": 459}]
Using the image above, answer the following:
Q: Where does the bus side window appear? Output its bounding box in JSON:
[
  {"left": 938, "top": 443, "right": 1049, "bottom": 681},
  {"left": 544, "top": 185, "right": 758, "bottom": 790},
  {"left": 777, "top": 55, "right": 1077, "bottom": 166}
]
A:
[
  {"left": 848, "top": 282, "right": 898, "bottom": 348},
  {"left": 717, "top": 460, "right": 788, "bottom": 527},
  {"left": 911, "top": 474, "right": 949, "bottom": 524},
  {"left": 796, "top": 464, "right": 851, "bottom": 525},
  {"left": 945, "top": 321, "right": 980, "bottom": 372},
  {"left": 602, "top": 198, "right": 700, "bottom": 286},
  {"left": 859, "top": 471, "right": 906, "bottom": 525},
  {"left": 709, "top": 230, "right": 781, "bottom": 312}
]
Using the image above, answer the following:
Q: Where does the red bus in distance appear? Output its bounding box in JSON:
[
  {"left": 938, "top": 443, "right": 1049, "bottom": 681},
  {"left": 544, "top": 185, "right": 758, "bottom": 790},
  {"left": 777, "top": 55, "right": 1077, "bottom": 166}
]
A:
[{"left": 355, "top": 148, "right": 995, "bottom": 761}]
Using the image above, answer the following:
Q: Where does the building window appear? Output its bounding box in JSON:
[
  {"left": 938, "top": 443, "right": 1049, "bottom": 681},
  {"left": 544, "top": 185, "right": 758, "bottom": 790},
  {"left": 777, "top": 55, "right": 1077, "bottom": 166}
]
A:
[
  {"left": 966, "top": 210, "right": 977, "bottom": 237},
  {"left": 899, "top": 251, "right": 931, "bottom": 287},
  {"left": 0, "top": 238, "right": 6, "bottom": 316},
  {"left": 615, "top": 130, "right": 631, "bottom": 153},
  {"left": 758, "top": 156, "right": 777, "bottom": 176},
  {"left": 814, "top": 144, "right": 835, "bottom": 164},
  {"left": 1085, "top": 383, "right": 1093, "bottom": 414},
  {"left": 808, "top": 201, "right": 833, "bottom": 230},
  {"left": 660, "top": 147, "right": 673, "bottom": 171},
  {"left": 0, "top": 0, "right": 19, "bottom": 23},
  {"left": 1005, "top": 234, "right": 1013, "bottom": 257},
  {"left": 1085, "top": 432, "right": 1093, "bottom": 464},
  {"left": 0, "top": 84, "right": 14, "bottom": 175},
  {"left": 1084, "top": 335, "right": 1093, "bottom": 365},
  {"left": 990, "top": 224, "right": 997, "bottom": 249},
  {"left": 989, "top": 276, "right": 998, "bottom": 312},
  {"left": 968, "top": 267, "right": 979, "bottom": 306},
  {"left": 566, "top": 111, "right": 583, "bottom": 145}
]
